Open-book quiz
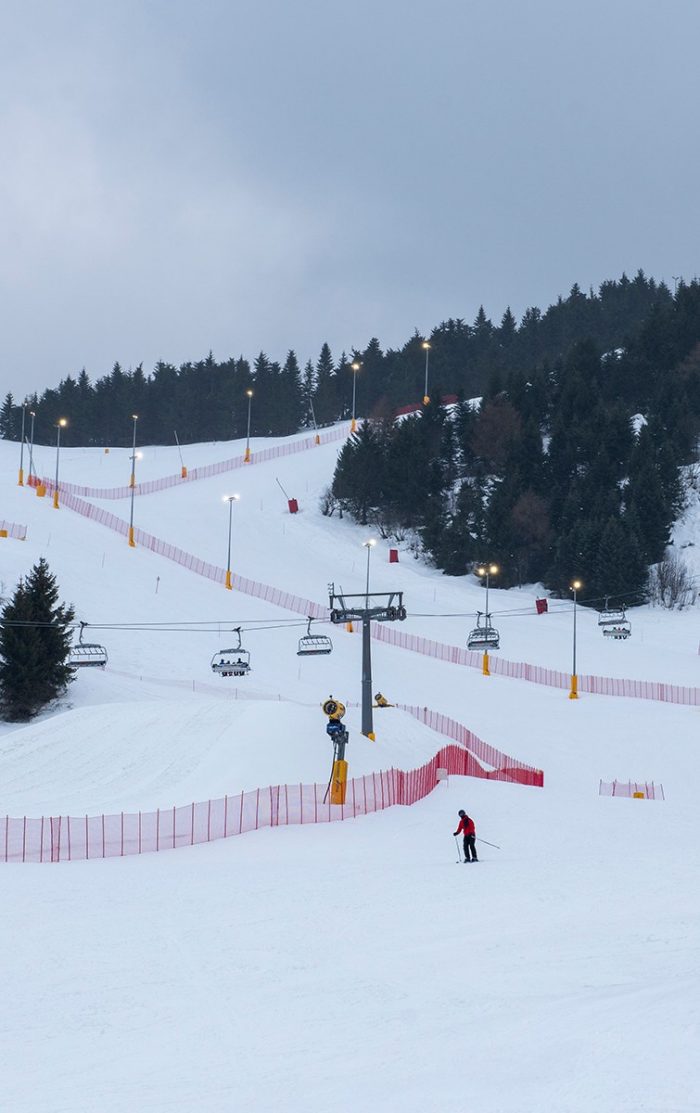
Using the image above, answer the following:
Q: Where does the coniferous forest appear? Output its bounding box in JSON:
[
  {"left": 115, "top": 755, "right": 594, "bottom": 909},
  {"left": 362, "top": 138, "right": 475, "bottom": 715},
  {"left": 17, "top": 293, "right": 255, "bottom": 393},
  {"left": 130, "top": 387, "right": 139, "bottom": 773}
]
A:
[{"left": 2, "top": 270, "right": 700, "bottom": 600}]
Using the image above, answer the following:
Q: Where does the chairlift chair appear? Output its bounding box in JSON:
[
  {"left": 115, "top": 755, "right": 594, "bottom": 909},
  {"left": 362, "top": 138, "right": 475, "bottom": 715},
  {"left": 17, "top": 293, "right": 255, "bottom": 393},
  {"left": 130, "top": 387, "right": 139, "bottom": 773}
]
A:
[
  {"left": 598, "top": 597, "right": 626, "bottom": 626},
  {"left": 602, "top": 607, "right": 632, "bottom": 640},
  {"left": 69, "top": 621, "right": 108, "bottom": 669},
  {"left": 466, "top": 612, "right": 500, "bottom": 651},
  {"left": 211, "top": 627, "right": 251, "bottom": 677},
  {"left": 602, "top": 622, "right": 632, "bottom": 640},
  {"left": 297, "top": 617, "right": 333, "bottom": 657}
]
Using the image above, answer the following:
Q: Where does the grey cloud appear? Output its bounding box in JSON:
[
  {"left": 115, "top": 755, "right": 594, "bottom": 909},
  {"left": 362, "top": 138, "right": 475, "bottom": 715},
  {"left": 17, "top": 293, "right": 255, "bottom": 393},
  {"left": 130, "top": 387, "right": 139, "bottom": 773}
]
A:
[{"left": 1, "top": 0, "right": 699, "bottom": 400}]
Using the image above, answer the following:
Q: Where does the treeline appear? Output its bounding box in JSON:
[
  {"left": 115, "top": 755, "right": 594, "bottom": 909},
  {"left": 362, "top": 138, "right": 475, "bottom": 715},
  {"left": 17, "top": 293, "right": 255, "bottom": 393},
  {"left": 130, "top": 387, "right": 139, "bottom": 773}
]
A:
[
  {"left": 331, "top": 281, "right": 700, "bottom": 601},
  {"left": 0, "top": 270, "right": 673, "bottom": 448}
]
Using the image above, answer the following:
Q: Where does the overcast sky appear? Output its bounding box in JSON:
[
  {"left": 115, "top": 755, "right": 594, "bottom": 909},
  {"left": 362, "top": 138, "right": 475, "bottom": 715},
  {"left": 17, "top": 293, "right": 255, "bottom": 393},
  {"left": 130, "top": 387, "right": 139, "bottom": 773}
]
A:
[{"left": 1, "top": 0, "right": 698, "bottom": 400}]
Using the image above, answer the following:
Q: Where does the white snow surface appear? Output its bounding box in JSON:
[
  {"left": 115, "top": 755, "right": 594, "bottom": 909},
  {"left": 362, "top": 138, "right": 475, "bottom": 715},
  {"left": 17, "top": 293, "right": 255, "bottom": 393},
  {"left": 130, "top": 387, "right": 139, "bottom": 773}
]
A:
[{"left": 1, "top": 429, "right": 699, "bottom": 1112}]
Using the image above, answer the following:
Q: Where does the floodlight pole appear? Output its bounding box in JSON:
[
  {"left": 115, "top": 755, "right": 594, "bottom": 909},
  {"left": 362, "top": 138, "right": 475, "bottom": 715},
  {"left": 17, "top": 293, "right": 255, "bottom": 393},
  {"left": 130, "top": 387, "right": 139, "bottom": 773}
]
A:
[
  {"left": 569, "top": 580, "right": 582, "bottom": 699},
  {"left": 53, "top": 418, "right": 67, "bottom": 509},
  {"left": 244, "top": 389, "right": 253, "bottom": 462},
  {"left": 422, "top": 341, "right": 431, "bottom": 405},
  {"left": 28, "top": 410, "right": 36, "bottom": 482},
  {"left": 310, "top": 398, "right": 320, "bottom": 445},
  {"left": 18, "top": 404, "right": 26, "bottom": 485}
]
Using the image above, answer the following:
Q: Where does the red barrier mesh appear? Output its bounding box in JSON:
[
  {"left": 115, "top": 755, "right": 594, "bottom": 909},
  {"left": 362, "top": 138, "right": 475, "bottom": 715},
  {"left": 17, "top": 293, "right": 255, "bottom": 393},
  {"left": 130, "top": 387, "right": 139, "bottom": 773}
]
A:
[
  {"left": 36, "top": 424, "right": 349, "bottom": 501},
  {"left": 34, "top": 474, "right": 700, "bottom": 710},
  {"left": 2, "top": 740, "right": 542, "bottom": 864}
]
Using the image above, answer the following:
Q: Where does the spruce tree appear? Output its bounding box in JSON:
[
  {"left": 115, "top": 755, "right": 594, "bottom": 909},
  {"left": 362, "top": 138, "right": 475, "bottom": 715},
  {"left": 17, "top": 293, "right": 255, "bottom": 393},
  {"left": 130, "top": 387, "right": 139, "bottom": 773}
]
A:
[
  {"left": 0, "top": 559, "right": 75, "bottom": 721},
  {"left": 0, "top": 393, "right": 17, "bottom": 438}
]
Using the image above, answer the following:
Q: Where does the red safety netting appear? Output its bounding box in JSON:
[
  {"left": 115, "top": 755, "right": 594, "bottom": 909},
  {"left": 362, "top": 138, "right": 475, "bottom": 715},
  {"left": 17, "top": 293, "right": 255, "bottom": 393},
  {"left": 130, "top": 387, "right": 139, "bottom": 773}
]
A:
[
  {"left": 599, "top": 780, "right": 665, "bottom": 800},
  {"left": 396, "top": 703, "right": 542, "bottom": 785},
  {"left": 373, "top": 624, "right": 700, "bottom": 707},
  {"left": 0, "top": 519, "right": 27, "bottom": 540},
  {"left": 34, "top": 424, "right": 349, "bottom": 501},
  {"left": 36, "top": 485, "right": 700, "bottom": 710},
  {"left": 2, "top": 739, "right": 542, "bottom": 863}
]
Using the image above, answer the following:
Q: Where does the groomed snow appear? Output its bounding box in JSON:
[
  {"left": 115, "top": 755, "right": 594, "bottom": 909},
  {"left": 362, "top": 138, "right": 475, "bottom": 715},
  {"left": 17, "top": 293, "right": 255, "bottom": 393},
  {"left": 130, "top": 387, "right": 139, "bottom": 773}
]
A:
[{"left": 1, "top": 428, "right": 699, "bottom": 1112}]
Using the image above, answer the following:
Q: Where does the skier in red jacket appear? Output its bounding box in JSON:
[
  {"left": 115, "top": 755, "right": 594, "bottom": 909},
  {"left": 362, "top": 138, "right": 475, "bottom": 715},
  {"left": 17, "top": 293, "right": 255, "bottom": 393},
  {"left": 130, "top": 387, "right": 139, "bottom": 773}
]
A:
[{"left": 453, "top": 809, "right": 478, "bottom": 862}]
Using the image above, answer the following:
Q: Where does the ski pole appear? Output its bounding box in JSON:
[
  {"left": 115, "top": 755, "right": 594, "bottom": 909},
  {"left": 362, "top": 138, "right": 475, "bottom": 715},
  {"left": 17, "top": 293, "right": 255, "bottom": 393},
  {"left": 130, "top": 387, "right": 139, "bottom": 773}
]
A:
[
  {"left": 454, "top": 835, "right": 462, "bottom": 862},
  {"left": 476, "top": 836, "right": 501, "bottom": 850}
]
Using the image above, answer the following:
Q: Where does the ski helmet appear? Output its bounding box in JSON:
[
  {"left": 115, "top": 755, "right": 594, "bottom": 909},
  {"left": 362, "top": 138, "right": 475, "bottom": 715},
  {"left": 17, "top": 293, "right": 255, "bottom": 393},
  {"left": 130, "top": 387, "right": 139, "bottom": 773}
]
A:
[{"left": 458, "top": 810, "right": 466, "bottom": 817}]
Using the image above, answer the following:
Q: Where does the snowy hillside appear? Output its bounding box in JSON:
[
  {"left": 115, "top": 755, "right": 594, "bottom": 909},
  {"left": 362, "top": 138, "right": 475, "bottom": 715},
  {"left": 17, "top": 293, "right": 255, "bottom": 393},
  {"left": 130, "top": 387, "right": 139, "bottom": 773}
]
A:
[{"left": 1, "top": 427, "right": 699, "bottom": 1113}]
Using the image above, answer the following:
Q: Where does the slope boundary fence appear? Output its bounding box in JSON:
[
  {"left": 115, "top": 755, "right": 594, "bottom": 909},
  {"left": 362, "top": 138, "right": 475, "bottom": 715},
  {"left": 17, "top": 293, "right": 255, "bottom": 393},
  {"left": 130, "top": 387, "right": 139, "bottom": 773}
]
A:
[
  {"left": 599, "top": 780, "right": 665, "bottom": 800},
  {"left": 35, "top": 490, "right": 700, "bottom": 709},
  {"left": 0, "top": 520, "right": 27, "bottom": 540},
  {"left": 2, "top": 738, "right": 542, "bottom": 864},
  {"left": 32, "top": 424, "right": 348, "bottom": 501}
]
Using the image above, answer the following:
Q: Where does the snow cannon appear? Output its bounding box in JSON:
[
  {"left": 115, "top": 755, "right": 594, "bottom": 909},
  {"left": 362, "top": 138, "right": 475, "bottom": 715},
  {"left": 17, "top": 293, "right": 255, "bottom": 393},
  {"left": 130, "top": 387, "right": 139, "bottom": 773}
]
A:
[
  {"left": 322, "top": 697, "right": 348, "bottom": 805},
  {"left": 276, "top": 477, "right": 299, "bottom": 514}
]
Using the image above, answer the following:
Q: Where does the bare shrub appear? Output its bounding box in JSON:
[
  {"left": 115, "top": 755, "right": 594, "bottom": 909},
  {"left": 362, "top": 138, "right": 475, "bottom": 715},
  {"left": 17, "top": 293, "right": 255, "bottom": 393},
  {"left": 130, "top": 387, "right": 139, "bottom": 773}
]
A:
[
  {"left": 319, "top": 486, "right": 339, "bottom": 517},
  {"left": 647, "top": 552, "right": 697, "bottom": 609}
]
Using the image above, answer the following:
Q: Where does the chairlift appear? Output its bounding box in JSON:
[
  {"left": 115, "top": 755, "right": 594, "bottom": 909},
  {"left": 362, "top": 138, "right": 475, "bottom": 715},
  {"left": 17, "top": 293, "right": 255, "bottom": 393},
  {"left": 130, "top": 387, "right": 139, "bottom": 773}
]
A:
[
  {"left": 297, "top": 617, "right": 333, "bottom": 657},
  {"left": 466, "top": 611, "right": 500, "bottom": 651},
  {"left": 598, "top": 597, "right": 626, "bottom": 626},
  {"left": 602, "top": 607, "right": 632, "bottom": 640},
  {"left": 211, "top": 627, "right": 251, "bottom": 677},
  {"left": 69, "top": 621, "right": 108, "bottom": 669}
]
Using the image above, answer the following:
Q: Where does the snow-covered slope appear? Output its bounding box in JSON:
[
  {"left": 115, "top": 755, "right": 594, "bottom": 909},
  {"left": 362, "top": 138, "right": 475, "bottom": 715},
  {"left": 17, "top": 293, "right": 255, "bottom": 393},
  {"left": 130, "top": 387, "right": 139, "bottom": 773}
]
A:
[{"left": 0, "top": 429, "right": 698, "bottom": 1113}]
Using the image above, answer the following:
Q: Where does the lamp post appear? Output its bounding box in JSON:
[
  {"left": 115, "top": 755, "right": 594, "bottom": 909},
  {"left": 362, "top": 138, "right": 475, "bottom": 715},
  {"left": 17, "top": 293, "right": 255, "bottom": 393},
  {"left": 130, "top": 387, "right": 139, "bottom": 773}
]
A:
[
  {"left": 18, "top": 404, "right": 26, "bottom": 485},
  {"left": 28, "top": 410, "right": 36, "bottom": 483},
  {"left": 569, "top": 579, "right": 582, "bottom": 699},
  {"left": 223, "top": 494, "right": 240, "bottom": 589},
  {"left": 129, "top": 414, "right": 138, "bottom": 488},
  {"left": 128, "top": 450, "right": 142, "bottom": 546},
  {"left": 244, "top": 389, "right": 253, "bottom": 463},
  {"left": 310, "top": 397, "right": 320, "bottom": 445},
  {"left": 476, "top": 562, "right": 499, "bottom": 676},
  {"left": 351, "top": 361, "right": 361, "bottom": 433},
  {"left": 53, "top": 418, "right": 67, "bottom": 508},
  {"left": 422, "top": 341, "right": 431, "bottom": 405},
  {"left": 363, "top": 538, "right": 376, "bottom": 606}
]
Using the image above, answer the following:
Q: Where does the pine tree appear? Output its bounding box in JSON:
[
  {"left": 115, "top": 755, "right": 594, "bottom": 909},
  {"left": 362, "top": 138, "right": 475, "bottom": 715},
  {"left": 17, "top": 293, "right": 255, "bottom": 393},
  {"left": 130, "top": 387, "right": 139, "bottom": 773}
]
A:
[
  {"left": 0, "top": 393, "right": 17, "bottom": 438},
  {"left": 0, "top": 559, "right": 75, "bottom": 721},
  {"left": 313, "top": 343, "right": 338, "bottom": 424},
  {"left": 332, "top": 421, "right": 387, "bottom": 524},
  {"left": 279, "top": 351, "right": 304, "bottom": 434},
  {"left": 595, "top": 517, "right": 647, "bottom": 602}
]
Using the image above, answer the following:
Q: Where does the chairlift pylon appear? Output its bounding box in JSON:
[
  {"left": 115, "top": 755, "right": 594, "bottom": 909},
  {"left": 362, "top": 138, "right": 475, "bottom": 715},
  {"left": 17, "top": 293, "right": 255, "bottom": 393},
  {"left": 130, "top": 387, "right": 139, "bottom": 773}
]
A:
[
  {"left": 68, "top": 621, "right": 108, "bottom": 669},
  {"left": 297, "top": 617, "right": 333, "bottom": 657},
  {"left": 466, "top": 611, "right": 500, "bottom": 651},
  {"left": 211, "top": 627, "right": 251, "bottom": 677}
]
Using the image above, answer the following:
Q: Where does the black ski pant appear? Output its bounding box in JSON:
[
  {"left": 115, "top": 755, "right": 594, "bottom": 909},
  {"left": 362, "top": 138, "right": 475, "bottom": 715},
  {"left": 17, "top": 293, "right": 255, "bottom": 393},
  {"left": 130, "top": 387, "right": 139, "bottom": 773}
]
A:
[{"left": 463, "top": 834, "right": 478, "bottom": 861}]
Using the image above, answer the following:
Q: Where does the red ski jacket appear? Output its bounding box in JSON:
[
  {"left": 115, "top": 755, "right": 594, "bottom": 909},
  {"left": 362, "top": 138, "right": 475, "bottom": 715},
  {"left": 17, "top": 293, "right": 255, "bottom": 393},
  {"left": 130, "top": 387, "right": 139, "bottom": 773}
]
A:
[{"left": 454, "top": 816, "right": 475, "bottom": 837}]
